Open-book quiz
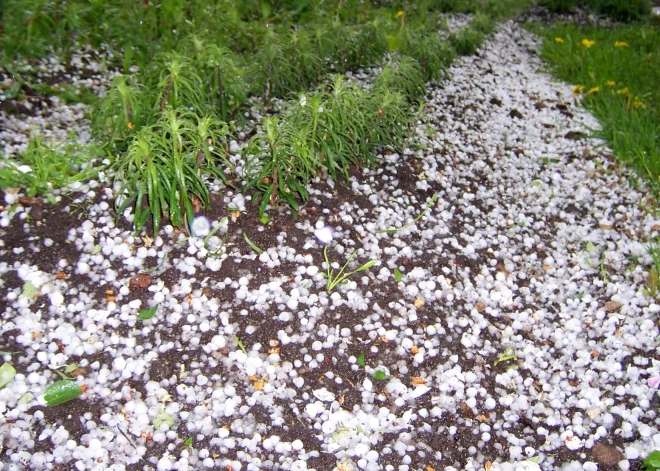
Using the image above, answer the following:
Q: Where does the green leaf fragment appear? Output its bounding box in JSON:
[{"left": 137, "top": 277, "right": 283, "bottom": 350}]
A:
[
  {"left": 184, "top": 437, "right": 193, "bottom": 448},
  {"left": 138, "top": 305, "right": 159, "bottom": 320},
  {"left": 243, "top": 232, "right": 264, "bottom": 254},
  {"left": 260, "top": 215, "right": 271, "bottom": 224},
  {"left": 642, "top": 451, "right": 660, "bottom": 471},
  {"left": 153, "top": 411, "right": 176, "bottom": 430},
  {"left": 585, "top": 241, "right": 599, "bottom": 254},
  {"left": 91, "top": 245, "right": 102, "bottom": 255},
  {"left": 372, "top": 370, "right": 388, "bottom": 381},
  {"left": 64, "top": 363, "right": 79, "bottom": 374},
  {"left": 21, "top": 282, "right": 39, "bottom": 299},
  {"left": 44, "top": 380, "right": 83, "bottom": 407},
  {"left": 393, "top": 268, "right": 403, "bottom": 283},
  {"left": 0, "top": 363, "right": 17, "bottom": 389},
  {"left": 357, "top": 352, "right": 366, "bottom": 367}
]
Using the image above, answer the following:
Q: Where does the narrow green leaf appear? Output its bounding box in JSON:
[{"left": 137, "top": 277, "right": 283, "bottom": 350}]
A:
[
  {"left": 44, "top": 380, "right": 83, "bottom": 407},
  {"left": 357, "top": 352, "right": 366, "bottom": 367},
  {"left": 0, "top": 363, "right": 17, "bottom": 389},
  {"left": 138, "top": 305, "right": 159, "bottom": 320},
  {"left": 372, "top": 370, "right": 388, "bottom": 381},
  {"left": 393, "top": 268, "right": 403, "bottom": 283},
  {"left": 243, "top": 232, "right": 264, "bottom": 254},
  {"left": 353, "top": 259, "right": 378, "bottom": 273}
]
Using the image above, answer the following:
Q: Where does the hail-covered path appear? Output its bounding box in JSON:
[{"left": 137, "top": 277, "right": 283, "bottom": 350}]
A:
[{"left": 0, "top": 20, "right": 659, "bottom": 471}]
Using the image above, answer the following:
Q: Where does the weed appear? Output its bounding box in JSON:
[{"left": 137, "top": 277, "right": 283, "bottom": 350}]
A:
[
  {"left": 534, "top": 22, "right": 660, "bottom": 194},
  {"left": 112, "top": 110, "right": 230, "bottom": 234},
  {"left": 0, "top": 137, "right": 100, "bottom": 199}
]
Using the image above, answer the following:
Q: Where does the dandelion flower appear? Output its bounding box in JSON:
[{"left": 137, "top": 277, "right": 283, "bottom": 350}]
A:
[
  {"left": 554, "top": 37, "right": 564, "bottom": 44},
  {"left": 572, "top": 84, "right": 584, "bottom": 95},
  {"left": 396, "top": 10, "right": 405, "bottom": 17},
  {"left": 588, "top": 87, "right": 599, "bottom": 94},
  {"left": 616, "top": 87, "right": 630, "bottom": 96},
  {"left": 314, "top": 226, "right": 333, "bottom": 245},
  {"left": 581, "top": 39, "right": 596, "bottom": 48},
  {"left": 633, "top": 97, "right": 647, "bottom": 109},
  {"left": 606, "top": 80, "right": 616, "bottom": 87},
  {"left": 614, "top": 41, "right": 629, "bottom": 47}
]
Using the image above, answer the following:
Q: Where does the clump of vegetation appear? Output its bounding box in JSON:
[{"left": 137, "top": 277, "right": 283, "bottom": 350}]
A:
[
  {"left": 1, "top": 0, "right": 518, "bottom": 234},
  {"left": 0, "top": 137, "right": 100, "bottom": 199},
  {"left": 538, "top": 0, "right": 651, "bottom": 22}
]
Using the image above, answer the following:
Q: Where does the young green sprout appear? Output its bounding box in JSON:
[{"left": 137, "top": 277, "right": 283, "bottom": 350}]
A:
[{"left": 314, "top": 226, "right": 378, "bottom": 292}]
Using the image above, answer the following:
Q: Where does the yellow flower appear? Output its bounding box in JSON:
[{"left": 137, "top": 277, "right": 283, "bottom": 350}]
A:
[
  {"left": 633, "top": 97, "right": 647, "bottom": 109},
  {"left": 396, "top": 10, "right": 405, "bottom": 17},
  {"left": 588, "top": 87, "right": 599, "bottom": 94},
  {"left": 606, "top": 80, "right": 616, "bottom": 87},
  {"left": 616, "top": 87, "right": 630, "bottom": 96},
  {"left": 554, "top": 37, "right": 564, "bottom": 44},
  {"left": 581, "top": 39, "right": 596, "bottom": 48},
  {"left": 573, "top": 84, "right": 584, "bottom": 95},
  {"left": 614, "top": 41, "right": 629, "bottom": 47}
]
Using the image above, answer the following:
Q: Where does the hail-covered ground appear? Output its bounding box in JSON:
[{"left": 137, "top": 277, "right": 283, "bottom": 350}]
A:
[{"left": 0, "top": 18, "right": 659, "bottom": 471}]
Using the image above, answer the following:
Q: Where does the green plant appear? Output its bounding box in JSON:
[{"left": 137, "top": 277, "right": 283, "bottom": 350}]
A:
[
  {"left": 112, "top": 109, "right": 230, "bottom": 234},
  {"left": 0, "top": 137, "right": 100, "bottom": 199},
  {"left": 534, "top": 23, "right": 660, "bottom": 193},
  {"left": 494, "top": 347, "right": 517, "bottom": 367},
  {"left": 642, "top": 451, "right": 660, "bottom": 471},
  {"left": 450, "top": 27, "right": 484, "bottom": 56}
]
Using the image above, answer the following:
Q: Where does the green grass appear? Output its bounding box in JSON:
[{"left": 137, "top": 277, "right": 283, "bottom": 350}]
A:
[
  {"left": 532, "top": 23, "right": 660, "bottom": 187},
  {"left": 0, "top": 137, "right": 101, "bottom": 200},
  {"left": 538, "top": 0, "right": 651, "bottom": 22}
]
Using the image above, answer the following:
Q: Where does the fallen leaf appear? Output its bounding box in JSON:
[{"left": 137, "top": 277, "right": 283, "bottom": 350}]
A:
[
  {"left": 379, "top": 336, "right": 390, "bottom": 343},
  {"left": 106, "top": 296, "right": 116, "bottom": 303},
  {"left": 186, "top": 293, "right": 195, "bottom": 304},
  {"left": 591, "top": 350, "right": 598, "bottom": 358},
  {"left": 485, "top": 462, "right": 492, "bottom": 471},
  {"left": 412, "top": 377, "right": 427, "bottom": 385},
  {"left": 230, "top": 211, "right": 240, "bottom": 219},
  {"left": 475, "top": 301, "right": 486, "bottom": 313},
  {"left": 542, "top": 265, "right": 552, "bottom": 271},
  {"left": 141, "top": 235, "right": 154, "bottom": 248},
  {"left": 56, "top": 271, "right": 67, "bottom": 279},
  {"left": 599, "top": 223, "right": 614, "bottom": 230},
  {"left": 414, "top": 298, "right": 424, "bottom": 308},
  {"left": 129, "top": 273, "right": 152, "bottom": 289},
  {"left": 603, "top": 301, "right": 622, "bottom": 312},
  {"left": 268, "top": 347, "right": 280, "bottom": 355},
  {"left": 18, "top": 196, "right": 42, "bottom": 207},
  {"left": 426, "top": 466, "right": 436, "bottom": 471},
  {"left": 411, "top": 345, "right": 419, "bottom": 354},
  {"left": 591, "top": 442, "right": 625, "bottom": 466}
]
